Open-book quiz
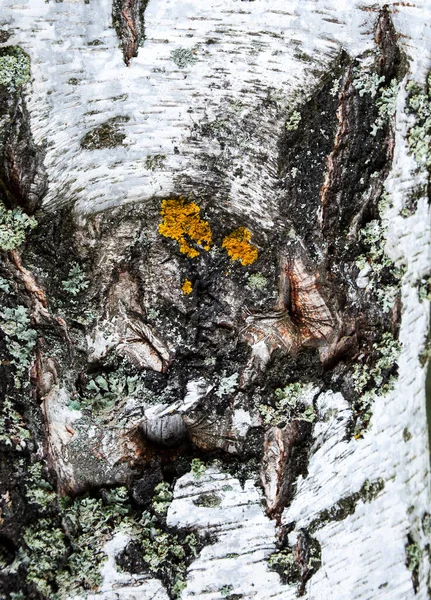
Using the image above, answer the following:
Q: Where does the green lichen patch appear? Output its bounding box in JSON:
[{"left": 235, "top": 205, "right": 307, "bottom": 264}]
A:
[
  {"left": 5, "top": 486, "right": 137, "bottom": 599},
  {"left": 170, "top": 47, "right": 199, "bottom": 69},
  {"left": 0, "top": 46, "right": 30, "bottom": 90},
  {"left": 0, "top": 200, "right": 37, "bottom": 252},
  {"left": 355, "top": 215, "right": 404, "bottom": 315},
  {"left": 247, "top": 272, "right": 268, "bottom": 290},
  {"left": 352, "top": 69, "right": 398, "bottom": 136},
  {"left": 0, "top": 305, "right": 37, "bottom": 389},
  {"left": 117, "top": 509, "right": 209, "bottom": 600},
  {"left": 0, "top": 397, "right": 31, "bottom": 451},
  {"left": 406, "top": 73, "right": 431, "bottom": 174},
  {"left": 152, "top": 482, "right": 173, "bottom": 516},
  {"left": 405, "top": 535, "right": 423, "bottom": 593},
  {"left": 417, "top": 276, "right": 431, "bottom": 302},
  {"left": 258, "top": 382, "right": 317, "bottom": 427},
  {"left": 76, "top": 361, "right": 171, "bottom": 418},
  {"left": 400, "top": 184, "right": 426, "bottom": 218},
  {"left": 191, "top": 458, "right": 207, "bottom": 479},
  {"left": 351, "top": 332, "right": 401, "bottom": 437},
  {"left": 61, "top": 262, "right": 89, "bottom": 296},
  {"left": 80, "top": 116, "right": 129, "bottom": 150},
  {"left": 284, "top": 110, "right": 301, "bottom": 132}
]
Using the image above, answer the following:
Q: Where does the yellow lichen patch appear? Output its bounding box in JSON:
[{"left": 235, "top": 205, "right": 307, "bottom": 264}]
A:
[
  {"left": 182, "top": 279, "right": 193, "bottom": 295},
  {"left": 158, "top": 198, "right": 212, "bottom": 258},
  {"left": 222, "top": 227, "right": 258, "bottom": 266}
]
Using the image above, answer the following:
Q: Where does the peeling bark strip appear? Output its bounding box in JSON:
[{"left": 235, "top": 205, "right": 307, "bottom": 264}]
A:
[{"left": 112, "top": 0, "right": 150, "bottom": 66}]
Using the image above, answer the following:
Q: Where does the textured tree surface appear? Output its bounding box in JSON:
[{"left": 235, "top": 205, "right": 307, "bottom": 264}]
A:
[{"left": 0, "top": 1, "right": 430, "bottom": 599}]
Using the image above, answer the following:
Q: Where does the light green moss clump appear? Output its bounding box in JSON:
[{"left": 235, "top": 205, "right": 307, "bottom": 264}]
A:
[
  {"left": 0, "top": 46, "right": 30, "bottom": 90},
  {"left": 0, "top": 201, "right": 37, "bottom": 252}
]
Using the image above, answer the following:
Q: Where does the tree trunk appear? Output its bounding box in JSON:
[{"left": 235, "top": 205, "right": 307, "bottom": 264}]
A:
[{"left": 0, "top": 1, "right": 430, "bottom": 599}]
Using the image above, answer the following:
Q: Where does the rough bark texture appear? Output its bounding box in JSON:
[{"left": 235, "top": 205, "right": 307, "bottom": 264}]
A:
[{"left": 0, "top": 1, "right": 430, "bottom": 599}]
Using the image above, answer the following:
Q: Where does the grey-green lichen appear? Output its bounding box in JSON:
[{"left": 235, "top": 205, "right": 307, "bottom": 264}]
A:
[
  {"left": 191, "top": 458, "right": 207, "bottom": 479},
  {"left": 216, "top": 372, "right": 239, "bottom": 398},
  {"left": 170, "top": 47, "right": 198, "bottom": 69},
  {"left": 152, "top": 482, "right": 173, "bottom": 516},
  {"left": 61, "top": 263, "right": 89, "bottom": 296},
  {"left": 285, "top": 110, "right": 301, "bottom": 131},
  {"left": 9, "top": 487, "right": 134, "bottom": 599},
  {"left": 406, "top": 73, "right": 431, "bottom": 171},
  {"left": 417, "top": 276, "right": 431, "bottom": 302},
  {"left": 352, "top": 70, "right": 385, "bottom": 99},
  {"left": 355, "top": 213, "right": 404, "bottom": 314},
  {"left": 76, "top": 364, "right": 170, "bottom": 416},
  {"left": 259, "top": 382, "right": 317, "bottom": 426},
  {"left": 0, "top": 397, "right": 31, "bottom": 450},
  {"left": 405, "top": 537, "right": 423, "bottom": 593},
  {"left": 138, "top": 513, "right": 202, "bottom": 598},
  {"left": 371, "top": 79, "right": 398, "bottom": 136},
  {"left": 351, "top": 332, "right": 401, "bottom": 437},
  {"left": 0, "top": 200, "right": 37, "bottom": 252},
  {"left": 247, "top": 272, "right": 268, "bottom": 290},
  {"left": 0, "top": 46, "right": 30, "bottom": 90},
  {"left": 0, "top": 275, "right": 10, "bottom": 293},
  {"left": 352, "top": 68, "right": 398, "bottom": 136},
  {"left": 352, "top": 332, "right": 401, "bottom": 394},
  {"left": 0, "top": 305, "right": 37, "bottom": 389}
]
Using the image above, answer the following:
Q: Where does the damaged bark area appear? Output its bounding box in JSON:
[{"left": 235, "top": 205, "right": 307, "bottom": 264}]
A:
[
  {"left": 112, "top": 0, "right": 150, "bottom": 66},
  {"left": 0, "top": 7, "right": 412, "bottom": 600}
]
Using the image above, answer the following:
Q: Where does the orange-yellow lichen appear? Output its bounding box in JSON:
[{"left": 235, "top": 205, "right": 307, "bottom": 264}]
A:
[
  {"left": 222, "top": 227, "right": 258, "bottom": 266},
  {"left": 182, "top": 279, "right": 193, "bottom": 295},
  {"left": 158, "top": 198, "right": 212, "bottom": 258}
]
